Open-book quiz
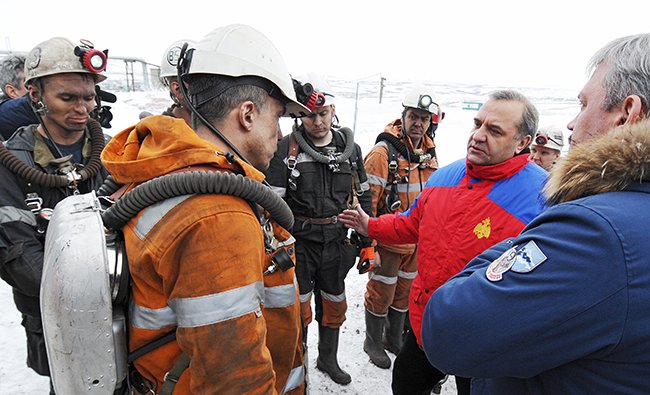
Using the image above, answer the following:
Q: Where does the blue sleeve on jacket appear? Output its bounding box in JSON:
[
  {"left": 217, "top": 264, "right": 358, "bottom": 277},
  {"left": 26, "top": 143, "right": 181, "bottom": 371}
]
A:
[
  {"left": 488, "top": 162, "right": 548, "bottom": 224},
  {"left": 421, "top": 201, "right": 627, "bottom": 378}
]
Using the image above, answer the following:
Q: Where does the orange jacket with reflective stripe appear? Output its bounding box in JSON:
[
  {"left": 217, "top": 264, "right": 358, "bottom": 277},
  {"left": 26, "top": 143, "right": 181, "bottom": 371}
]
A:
[
  {"left": 101, "top": 116, "right": 304, "bottom": 395},
  {"left": 364, "top": 119, "right": 438, "bottom": 254}
]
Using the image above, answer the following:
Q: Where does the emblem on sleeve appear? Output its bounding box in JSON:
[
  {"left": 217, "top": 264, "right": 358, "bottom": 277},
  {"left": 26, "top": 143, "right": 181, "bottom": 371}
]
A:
[
  {"left": 486, "top": 246, "right": 517, "bottom": 282},
  {"left": 511, "top": 240, "right": 547, "bottom": 273}
]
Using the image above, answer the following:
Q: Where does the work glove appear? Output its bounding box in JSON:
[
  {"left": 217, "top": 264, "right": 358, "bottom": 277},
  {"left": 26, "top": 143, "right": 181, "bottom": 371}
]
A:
[{"left": 358, "top": 247, "right": 380, "bottom": 274}]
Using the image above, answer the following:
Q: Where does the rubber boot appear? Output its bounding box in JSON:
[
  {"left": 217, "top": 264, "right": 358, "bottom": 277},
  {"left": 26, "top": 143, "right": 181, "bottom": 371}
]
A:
[
  {"left": 363, "top": 310, "right": 391, "bottom": 368},
  {"left": 383, "top": 308, "right": 407, "bottom": 355},
  {"left": 316, "top": 324, "right": 352, "bottom": 385}
]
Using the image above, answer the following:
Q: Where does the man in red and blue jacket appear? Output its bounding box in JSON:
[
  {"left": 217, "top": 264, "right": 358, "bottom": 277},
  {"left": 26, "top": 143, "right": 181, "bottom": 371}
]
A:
[{"left": 339, "top": 90, "right": 547, "bottom": 395}]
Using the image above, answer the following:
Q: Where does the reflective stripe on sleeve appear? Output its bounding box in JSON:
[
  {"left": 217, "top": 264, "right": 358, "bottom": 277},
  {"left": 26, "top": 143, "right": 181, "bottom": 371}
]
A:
[
  {"left": 281, "top": 365, "right": 305, "bottom": 394},
  {"left": 320, "top": 289, "right": 345, "bottom": 303},
  {"left": 396, "top": 182, "right": 425, "bottom": 193},
  {"left": 263, "top": 283, "right": 297, "bottom": 309},
  {"left": 0, "top": 206, "right": 37, "bottom": 226},
  {"left": 368, "top": 272, "right": 398, "bottom": 285},
  {"left": 131, "top": 303, "right": 177, "bottom": 330},
  {"left": 169, "top": 281, "right": 264, "bottom": 328},
  {"left": 366, "top": 174, "right": 387, "bottom": 187},
  {"left": 134, "top": 195, "right": 193, "bottom": 240}
]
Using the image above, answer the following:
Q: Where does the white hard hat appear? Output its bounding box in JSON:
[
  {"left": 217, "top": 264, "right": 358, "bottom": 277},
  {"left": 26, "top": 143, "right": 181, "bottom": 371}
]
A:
[
  {"left": 533, "top": 126, "right": 564, "bottom": 151},
  {"left": 402, "top": 85, "right": 443, "bottom": 123},
  {"left": 183, "top": 24, "right": 309, "bottom": 117},
  {"left": 160, "top": 39, "right": 195, "bottom": 80},
  {"left": 25, "top": 37, "right": 107, "bottom": 85}
]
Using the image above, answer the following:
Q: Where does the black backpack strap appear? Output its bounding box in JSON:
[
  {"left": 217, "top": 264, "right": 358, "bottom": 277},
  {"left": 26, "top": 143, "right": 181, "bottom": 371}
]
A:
[{"left": 160, "top": 352, "right": 191, "bottom": 395}]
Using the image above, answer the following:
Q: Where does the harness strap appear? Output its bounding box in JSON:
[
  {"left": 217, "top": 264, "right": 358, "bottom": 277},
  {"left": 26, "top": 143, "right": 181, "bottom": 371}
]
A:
[
  {"left": 287, "top": 133, "right": 300, "bottom": 167},
  {"left": 160, "top": 352, "right": 191, "bottom": 395},
  {"left": 348, "top": 168, "right": 361, "bottom": 209}
]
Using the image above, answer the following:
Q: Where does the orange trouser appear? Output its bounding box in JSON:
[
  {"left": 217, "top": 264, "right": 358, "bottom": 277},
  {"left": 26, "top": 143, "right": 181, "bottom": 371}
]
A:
[{"left": 364, "top": 246, "right": 417, "bottom": 315}]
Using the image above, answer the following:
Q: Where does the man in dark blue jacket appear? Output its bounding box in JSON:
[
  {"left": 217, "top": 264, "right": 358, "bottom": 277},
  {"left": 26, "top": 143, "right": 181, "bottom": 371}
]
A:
[
  {"left": 422, "top": 33, "right": 650, "bottom": 394},
  {"left": 0, "top": 55, "right": 39, "bottom": 140}
]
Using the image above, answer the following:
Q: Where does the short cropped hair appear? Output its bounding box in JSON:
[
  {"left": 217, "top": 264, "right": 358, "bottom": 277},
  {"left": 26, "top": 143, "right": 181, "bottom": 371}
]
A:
[
  {"left": 184, "top": 74, "right": 269, "bottom": 128},
  {"left": 0, "top": 55, "right": 26, "bottom": 96},
  {"left": 588, "top": 33, "right": 650, "bottom": 117},
  {"left": 488, "top": 89, "right": 539, "bottom": 140}
]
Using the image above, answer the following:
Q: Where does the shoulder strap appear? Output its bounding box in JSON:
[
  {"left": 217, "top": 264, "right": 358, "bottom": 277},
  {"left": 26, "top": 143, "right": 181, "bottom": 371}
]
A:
[
  {"left": 160, "top": 352, "right": 191, "bottom": 395},
  {"left": 287, "top": 132, "right": 299, "bottom": 166},
  {"left": 383, "top": 141, "right": 399, "bottom": 181}
]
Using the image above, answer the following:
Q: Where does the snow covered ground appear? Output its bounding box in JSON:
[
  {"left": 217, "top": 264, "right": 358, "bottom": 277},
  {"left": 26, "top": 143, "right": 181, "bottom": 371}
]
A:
[{"left": 0, "top": 78, "right": 579, "bottom": 394}]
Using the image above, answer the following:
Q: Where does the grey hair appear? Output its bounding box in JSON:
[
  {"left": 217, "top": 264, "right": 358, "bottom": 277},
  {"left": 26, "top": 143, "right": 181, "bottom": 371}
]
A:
[
  {"left": 0, "top": 55, "right": 26, "bottom": 96},
  {"left": 588, "top": 33, "right": 650, "bottom": 117},
  {"left": 184, "top": 74, "right": 269, "bottom": 129},
  {"left": 488, "top": 89, "right": 539, "bottom": 140}
]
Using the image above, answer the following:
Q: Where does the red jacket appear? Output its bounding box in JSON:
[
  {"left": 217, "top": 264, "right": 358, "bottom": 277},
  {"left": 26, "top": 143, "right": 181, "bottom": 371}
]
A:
[{"left": 369, "top": 155, "right": 546, "bottom": 345}]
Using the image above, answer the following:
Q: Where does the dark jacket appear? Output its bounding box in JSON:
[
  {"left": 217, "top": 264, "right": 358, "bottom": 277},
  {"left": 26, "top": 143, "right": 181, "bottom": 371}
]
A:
[
  {"left": 422, "top": 120, "right": 650, "bottom": 394},
  {"left": 0, "top": 124, "right": 107, "bottom": 317},
  {"left": 266, "top": 125, "right": 372, "bottom": 243},
  {"left": 0, "top": 95, "right": 39, "bottom": 140}
]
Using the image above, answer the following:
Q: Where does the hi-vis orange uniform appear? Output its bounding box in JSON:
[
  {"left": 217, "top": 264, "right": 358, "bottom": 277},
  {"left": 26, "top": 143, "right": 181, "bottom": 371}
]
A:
[
  {"left": 363, "top": 119, "right": 438, "bottom": 315},
  {"left": 102, "top": 116, "right": 304, "bottom": 395}
]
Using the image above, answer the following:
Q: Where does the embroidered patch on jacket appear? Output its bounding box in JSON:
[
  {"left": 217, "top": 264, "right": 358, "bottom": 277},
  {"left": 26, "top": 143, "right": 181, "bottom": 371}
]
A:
[
  {"left": 473, "top": 217, "right": 491, "bottom": 239},
  {"left": 510, "top": 241, "right": 547, "bottom": 273},
  {"left": 486, "top": 246, "right": 517, "bottom": 282}
]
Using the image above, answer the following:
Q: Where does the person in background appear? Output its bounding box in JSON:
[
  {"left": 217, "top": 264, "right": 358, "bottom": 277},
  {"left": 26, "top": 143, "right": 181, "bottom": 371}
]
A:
[
  {"left": 0, "top": 54, "right": 28, "bottom": 100},
  {"left": 0, "top": 37, "right": 110, "bottom": 394},
  {"left": 266, "top": 80, "right": 372, "bottom": 386},
  {"left": 101, "top": 24, "right": 308, "bottom": 394},
  {"left": 158, "top": 39, "right": 196, "bottom": 125},
  {"left": 361, "top": 85, "right": 441, "bottom": 369},
  {"left": 421, "top": 33, "right": 650, "bottom": 394},
  {"left": 339, "top": 89, "right": 547, "bottom": 395},
  {"left": 0, "top": 55, "right": 39, "bottom": 140},
  {"left": 529, "top": 125, "right": 564, "bottom": 170}
]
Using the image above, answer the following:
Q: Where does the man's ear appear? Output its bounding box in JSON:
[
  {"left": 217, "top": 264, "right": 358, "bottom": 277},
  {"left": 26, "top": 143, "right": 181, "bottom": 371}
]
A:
[
  {"left": 238, "top": 101, "right": 257, "bottom": 131},
  {"left": 515, "top": 134, "right": 532, "bottom": 154},
  {"left": 170, "top": 80, "right": 185, "bottom": 102},
  {"left": 619, "top": 94, "right": 644, "bottom": 125},
  {"left": 27, "top": 84, "right": 40, "bottom": 103},
  {"left": 4, "top": 84, "right": 19, "bottom": 99}
]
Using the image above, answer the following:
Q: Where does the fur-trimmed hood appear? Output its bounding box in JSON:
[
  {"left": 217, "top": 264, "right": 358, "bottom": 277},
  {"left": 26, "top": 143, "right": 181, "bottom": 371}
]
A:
[{"left": 545, "top": 119, "right": 650, "bottom": 204}]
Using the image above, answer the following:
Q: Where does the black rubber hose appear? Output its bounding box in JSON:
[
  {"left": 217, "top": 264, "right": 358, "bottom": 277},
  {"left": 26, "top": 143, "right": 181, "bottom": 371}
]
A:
[
  {"left": 97, "top": 175, "right": 123, "bottom": 197},
  {"left": 293, "top": 126, "right": 356, "bottom": 164},
  {"left": 375, "top": 132, "right": 436, "bottom": 163},
  {"left": 101, "top": 171, "right": 294, "bottom": 230},
  {"left": 0, "top": 118, "right": 105, "bottom": 188}
]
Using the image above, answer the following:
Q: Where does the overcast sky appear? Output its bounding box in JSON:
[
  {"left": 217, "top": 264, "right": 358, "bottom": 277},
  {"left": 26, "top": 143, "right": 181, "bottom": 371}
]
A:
[{"left": 2, "top": 0, "right": 648, "bottom": 92}]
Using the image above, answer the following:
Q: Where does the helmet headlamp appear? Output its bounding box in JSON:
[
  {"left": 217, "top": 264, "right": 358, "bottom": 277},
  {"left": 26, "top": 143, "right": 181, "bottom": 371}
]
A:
[
  {"left": 417, "top": 94, "right": 440, "bottom": 116},
  {"left": 534, "top": 132, "right": 562, "bottom": 147},
  {"left": 74, "top": 39, "right": 108, "bottom": 74}
]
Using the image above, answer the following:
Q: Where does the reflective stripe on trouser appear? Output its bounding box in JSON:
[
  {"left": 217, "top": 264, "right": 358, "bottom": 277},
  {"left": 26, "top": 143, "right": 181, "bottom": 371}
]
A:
[
  {"left": 364, "top": 246, "right": 417, "bottom": 315},
  {"left": 295, "top": 237, "right": 355, "bottom": 328}
]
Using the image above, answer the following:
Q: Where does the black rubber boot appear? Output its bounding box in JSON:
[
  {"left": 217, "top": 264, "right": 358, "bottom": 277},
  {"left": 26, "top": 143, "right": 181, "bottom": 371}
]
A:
[
  {"left": 316, "top": 324, "right": 352, "bottom": 385},
  {"left": 363, "top": 310, "right": 391, "bottom": 368},
  {"left": 384, "top": 308, "right": 407, "bottom": 355}
]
